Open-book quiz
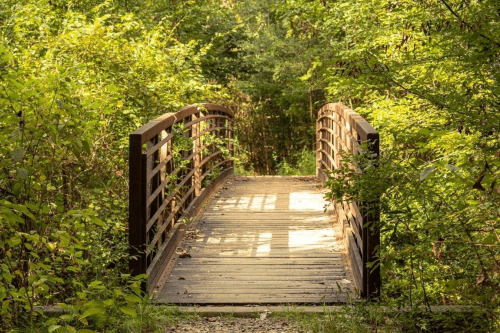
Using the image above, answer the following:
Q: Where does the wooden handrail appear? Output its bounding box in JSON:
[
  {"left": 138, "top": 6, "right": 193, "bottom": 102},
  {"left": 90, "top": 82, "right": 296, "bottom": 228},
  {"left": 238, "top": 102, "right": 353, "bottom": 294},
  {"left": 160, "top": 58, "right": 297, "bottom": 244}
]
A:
[
  {"left": 316, "top": 103, "right": 380, "bottom": 299},
  {"left": 129, "top": 103, "right": 234, "bottom": 292}
]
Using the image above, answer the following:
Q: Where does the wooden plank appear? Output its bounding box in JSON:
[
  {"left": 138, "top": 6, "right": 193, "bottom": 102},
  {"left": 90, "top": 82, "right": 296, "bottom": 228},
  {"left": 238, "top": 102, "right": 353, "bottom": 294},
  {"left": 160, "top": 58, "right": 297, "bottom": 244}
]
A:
[
  {"left": 184, "top": 243, "right": 339, "bottom": 249},
  {"left": 346, "top": 229, "right": 363, "bottom": 291},
  {"left": 181, "top": 253, "right": 341, "bottom": 258},
  {"left": 184, "top": 248, "right": 339, "bottom": 254},
  {"left": 165, "top": 277, "right": 351, "bottom": 286},
  {"left": 198, "top": 223, "right": 332, "bottom": 227},
  {"left": 170, "top": 267, "right": 345, "bottom": 274},
  {"left": 173, "top": 258, "right": 341, "bottom": 265},
  {"left": 188, "top": 241, "right": 336, "bottom": 247},
  {"left": 184, "top": 252, "right": 339, "bottom": 258},
  {"left": 201, "top": 214, "right": 331, "bottom": 219},
  {"left": 166, "top": 275, "right": 346, "bottom": 282},
  {"left": 198, "top": 226, "right": 334, "bottom": 231},
  {"left": 162, "top": 287, "right": 350, "bottom": 294},
  {"left": 163, "top": 281, "right": 348, "bottom": 288},
  {"left": 192, "top": 232, "right": 335, "bottom": 237},
  {"left": 189, "top": 238, "right": 335, "bottom": 244},
  {"left": 171, "top": 263, "right": 344, "bottom": 269},
  {"left": 156, "top": 294, "right": 348, "bottom": 304},
  {"left": 198, "top": 226, "right": 333, "bottom": 230},
  {"left": 192, "top": 234, "right": 335, "bottom": 239}
]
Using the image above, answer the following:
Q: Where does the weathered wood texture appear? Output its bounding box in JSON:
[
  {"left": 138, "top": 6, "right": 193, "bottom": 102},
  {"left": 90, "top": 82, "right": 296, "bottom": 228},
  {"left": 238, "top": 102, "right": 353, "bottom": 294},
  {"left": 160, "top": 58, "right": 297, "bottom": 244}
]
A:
[
  {"left": 156, "top": 176, "right": 353, "bottom": 304},
  {"left": 129, "top": 104, "right": 234, "bottom": 291},
  {"left": 316, "top": 103, "right": 380, "bottom": 298}
]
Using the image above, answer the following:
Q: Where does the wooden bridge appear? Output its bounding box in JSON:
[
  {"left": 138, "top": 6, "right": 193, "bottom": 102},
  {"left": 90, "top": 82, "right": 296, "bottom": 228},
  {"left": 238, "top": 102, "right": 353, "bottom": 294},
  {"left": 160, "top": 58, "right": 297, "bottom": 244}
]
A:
[{"left": 129, "top": 103, "right": 380, "bottom": 304}]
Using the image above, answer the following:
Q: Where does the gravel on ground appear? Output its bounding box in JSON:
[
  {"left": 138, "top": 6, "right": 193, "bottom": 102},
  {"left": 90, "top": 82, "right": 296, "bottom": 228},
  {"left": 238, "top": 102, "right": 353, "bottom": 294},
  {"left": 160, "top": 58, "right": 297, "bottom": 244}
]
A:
[{"left": 164, "top": 315, "right": 310, "bottom": 333}]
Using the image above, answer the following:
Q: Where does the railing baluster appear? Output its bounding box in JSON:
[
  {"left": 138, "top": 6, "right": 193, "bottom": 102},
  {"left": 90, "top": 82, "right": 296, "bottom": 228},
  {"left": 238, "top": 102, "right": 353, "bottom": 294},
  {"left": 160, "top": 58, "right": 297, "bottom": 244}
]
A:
[{"left": 193, "top": 112, "right": 201, "bottom": 196}]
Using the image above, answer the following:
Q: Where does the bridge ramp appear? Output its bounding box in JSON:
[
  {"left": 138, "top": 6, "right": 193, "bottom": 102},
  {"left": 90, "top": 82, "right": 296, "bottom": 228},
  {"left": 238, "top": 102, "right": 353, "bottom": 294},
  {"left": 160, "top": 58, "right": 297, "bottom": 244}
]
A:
[{"left": 156, "top": 176, "right": 353, "bottom": 304}]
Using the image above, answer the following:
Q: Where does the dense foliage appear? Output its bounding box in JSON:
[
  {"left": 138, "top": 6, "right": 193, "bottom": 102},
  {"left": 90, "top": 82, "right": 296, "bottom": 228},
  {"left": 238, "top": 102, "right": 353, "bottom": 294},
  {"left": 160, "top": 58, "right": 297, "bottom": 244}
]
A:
[{"left": 0, "top": 0, "right": 498, "bottom": 331}]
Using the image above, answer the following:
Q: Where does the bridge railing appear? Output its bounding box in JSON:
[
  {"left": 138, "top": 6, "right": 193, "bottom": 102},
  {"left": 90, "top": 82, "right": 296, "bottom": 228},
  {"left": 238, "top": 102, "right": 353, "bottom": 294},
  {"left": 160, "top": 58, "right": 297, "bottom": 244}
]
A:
[
  {"left": 129, "top": 104, "right": 234, "bottom": 291},
  {"left": 316, "top": 103, "right": 380, "bottom": 299}
]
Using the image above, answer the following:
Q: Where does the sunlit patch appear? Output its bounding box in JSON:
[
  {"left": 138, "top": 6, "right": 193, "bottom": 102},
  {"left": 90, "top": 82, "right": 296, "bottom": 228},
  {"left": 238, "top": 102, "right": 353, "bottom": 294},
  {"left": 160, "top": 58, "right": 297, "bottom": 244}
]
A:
[
  {"left": 256, "top": 244, "right": 271, "bottom": 257},
  {"left": 288, "top": 229, "right": 335, "bottom": 251},
  {"left": 223, "top": 237, "right": 238, "bottom": 243},
  {"left": 237, "top": 248, "right": 253, "bottom": 256},
  {"left": 263, "top": 195, "right": 277, "bottom": 210},
  {"left": 256, "top": 232, "right": 272, "bottom": 256},
  {"left": 249, "top": 195, "right": 264, "bottom": 209},
  {"left": 236, "top": 196, "right": 251, "bottom": 209},
  {"left": 258, "top": 232, "right": 272, "bottom": 241},
  {"left": 206, "top": 237, "right": 221, "bottom": 244},
  {"left": 289, "top": 192, "right": 327, "bottom": 211}
]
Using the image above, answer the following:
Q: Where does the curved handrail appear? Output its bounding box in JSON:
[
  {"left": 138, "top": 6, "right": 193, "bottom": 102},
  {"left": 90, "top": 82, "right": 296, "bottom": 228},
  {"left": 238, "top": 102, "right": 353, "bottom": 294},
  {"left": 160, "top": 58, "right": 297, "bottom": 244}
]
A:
[
  {"left": 129, "top": 103, "right": 234, "bottom": 291},
  {"left": 316, "top": 103, "right": 380, "bottom": 299}
]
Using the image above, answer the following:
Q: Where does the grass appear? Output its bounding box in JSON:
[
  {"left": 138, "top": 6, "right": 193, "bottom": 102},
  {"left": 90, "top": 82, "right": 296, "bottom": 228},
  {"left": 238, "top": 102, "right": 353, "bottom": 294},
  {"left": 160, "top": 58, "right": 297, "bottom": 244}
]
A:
[
  {"left": 14, "top": 303, "right": 493, "bottom": 333},
  {"left": 106, "top": 302, "right": 495, "bottom": 333},
  {"left": 271, "top": 303, "right": 495, "bottom": 333}
]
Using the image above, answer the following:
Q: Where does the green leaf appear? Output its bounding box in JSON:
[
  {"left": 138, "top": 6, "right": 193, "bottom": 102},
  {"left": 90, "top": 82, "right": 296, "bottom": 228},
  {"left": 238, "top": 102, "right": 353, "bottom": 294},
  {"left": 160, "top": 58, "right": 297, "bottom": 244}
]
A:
[
  {"left": 81, "top": 140, "right": 91, "bottom": 154},
  {"left": 103, "top": 299, "right": 114, "bottom": 307},
  {"left": 12, "top": 149, "right": 24, "bottom": 162},
  {"left": 81, "top": 307, "right": 103, "bottom": 318},
  {"left": 418, "top": 129, "right": 431, "bottom": 136},
  {"left": 419, "top": 166, "right": 436, "bottom": 181},
  {"left": 106, "top": 84, "right": 119, "bottom": 92},
  {"left": 48, "top": 325, "right": 61, "bottom": 333},
  {"left": 89, "top": 280, "right": 103, "bottom": 288},
  {"left": 132, "top": 274, "right": 149, "bottom": 281},
  {"left": 483, "top": 234, "right": 497, "bottom": 245},
  {"left": 90, "top": 217, "right": 105, "bottom": 227},
  {"left": 124, "top": 294, "right": 142, "bottom": 303},
  {"left": 17, "top": 168, "right": 29, "bottom": 179},
  {"left": 119, "top": 306, "right": 137, "bottom": 317},
  {"left": 60, "top": 314, "right": 74, "bottom": 321}
]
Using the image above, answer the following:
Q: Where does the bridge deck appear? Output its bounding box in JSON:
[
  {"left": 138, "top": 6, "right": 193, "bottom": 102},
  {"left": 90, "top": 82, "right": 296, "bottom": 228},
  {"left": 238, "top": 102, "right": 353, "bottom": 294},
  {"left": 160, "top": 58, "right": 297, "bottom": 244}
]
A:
[{"left": 155, "top": 176, "right": 353, "bottom": 304}]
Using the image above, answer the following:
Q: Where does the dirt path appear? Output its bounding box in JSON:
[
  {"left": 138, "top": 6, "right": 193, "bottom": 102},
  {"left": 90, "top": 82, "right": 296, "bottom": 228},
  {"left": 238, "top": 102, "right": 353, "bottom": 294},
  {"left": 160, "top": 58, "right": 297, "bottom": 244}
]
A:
[{"left": 164, "top": 316, "right": 308, "bottom": 333}]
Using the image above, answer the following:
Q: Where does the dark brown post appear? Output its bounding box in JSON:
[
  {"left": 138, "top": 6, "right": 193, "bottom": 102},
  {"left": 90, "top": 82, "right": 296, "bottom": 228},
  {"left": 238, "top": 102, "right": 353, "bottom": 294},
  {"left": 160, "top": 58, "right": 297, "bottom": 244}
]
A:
[
  {"left": 363, "top": 132, "right": 380, "bottom": 299},
  {"left": 193, "top": 112, "right": 201, "bottom": 196},
  {"left": 166, "top": 134, "right": 175, "bottom": 229},
  {"left": 316, "top": 114, "right": 321, "bottom": 177},
  {"left": 129, "top": 134, "right": 147, "bottom": 283},
  {"left": 228, "top": 118, "right": 234, "bottom": 168}
]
